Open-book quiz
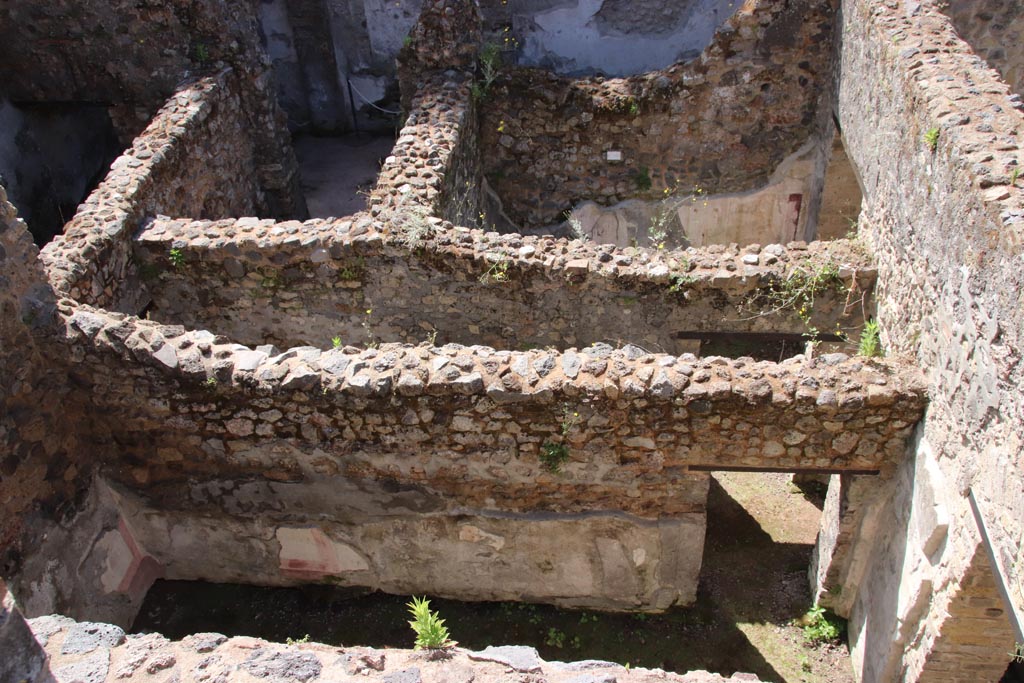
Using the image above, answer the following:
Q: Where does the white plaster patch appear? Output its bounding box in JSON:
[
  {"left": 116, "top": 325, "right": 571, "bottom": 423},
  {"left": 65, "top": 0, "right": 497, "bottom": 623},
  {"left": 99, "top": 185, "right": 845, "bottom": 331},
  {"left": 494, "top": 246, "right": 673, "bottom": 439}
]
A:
[
  {"left": 913, "top": 439, "right": 950, "bottom": 560},
  {"left": 568, "top": 143, "right": 817, "bottom": 249},
  {"left": 95, "top": 529, "right": 135, "bottom": 593},
  {"left": 518, "top": 0, "right": 738, "bottom": 76},
  {"left": 364, "top": 0, "right": 423, "bottom": 62},
  {"left": 458, "top": 524, "right": 507, "bottom": 551},
  {"left": 276, "top": 527, "right": 369, "bottom": 577},
  {"left": 558, "top": 553, "right": 597, "bottom": 595},
  {"left": 258, "top": 0, "right": 299, "bottom": 63},
  {"left": 595, "top": 537, "right": 639, "bottom": 597},
  {"left": 347, "top": 75, "right": 388, "bottom": 109}
]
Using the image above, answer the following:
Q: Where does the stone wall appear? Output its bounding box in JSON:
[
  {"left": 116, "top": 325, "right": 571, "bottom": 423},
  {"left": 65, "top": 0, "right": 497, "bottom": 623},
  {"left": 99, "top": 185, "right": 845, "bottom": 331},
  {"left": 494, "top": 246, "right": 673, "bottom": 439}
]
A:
[
  {"left": 61, "top": 303, "right": 925, "bottom": 487},
  {"left": 109, "top": 481, "right": 707, "bottom": 612},
  {"left": 0, "top": 585, "right": 47, "bottom": 683},
  {"left": 0, "top": 0, "right": 305, "bottom": 218},
  {"left": 372, "top": 76, "right": 482, "bottom": 223},
  {"left": 258, "top": 0, "right": 355, "bottom": 133},
  {"left": 438, "top": 88, "right": 486, "bottom": 228},
  {"left": 132, "top": 29, "right": 870, "bottom": 355},
  {"left": 566, "top": 143, "right": 824, "bottom": 249},
  {"left": 28, "top": 615, "right": 763, "bottom": 683},
  {"left": 945, "top": 0, "right": 1024, "bottom": 98},
  {"left": 38, "top": 72, "right": 262, "bottom": 313},
  {"left": 133, "top": 216, "right": 875, "bottom": 354},
  {"left": 828, "top": 0, "right": 1024, "bottom": 679},
  {"left": 259, "top": 0, "right": 427, "bottom": 133},
  {"left": 808, "top": 473, "right": 884, "bottom": 616},
  {"left": 816, "top": 133, "right": 863, "bottom": 241},
  {"left": 254, "top": 0, "right": 805, "bottom": 134},
  {"left": 916, "top": 544, "right": 1018, "bottom": 682},
  {"left": 0, "top": 186, "right": 86, "bottom": 584},
  {"left": 0, "top": 188, "right": 140, "bottom": 625},
  {"left": 0, "top": 1, "right": 246, "bottom": 107},
  {"left": 477, "top": 0, "right": 838, "bottom": 228},
  {"left": 39, "top": 297, "right": 923, "bottom": 611}
]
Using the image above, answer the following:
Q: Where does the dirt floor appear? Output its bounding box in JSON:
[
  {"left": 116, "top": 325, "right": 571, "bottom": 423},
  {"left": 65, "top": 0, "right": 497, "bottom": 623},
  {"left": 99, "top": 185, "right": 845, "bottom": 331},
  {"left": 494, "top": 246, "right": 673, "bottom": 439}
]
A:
[
  {"left": 135, "top": 473, "right": 854, "bottom": 683},
  {"left": 704, "top": 472, "right": 854, "bottom": 683},
  {"left": 293, "top": 133, "right": 396, "bottom": 218}
]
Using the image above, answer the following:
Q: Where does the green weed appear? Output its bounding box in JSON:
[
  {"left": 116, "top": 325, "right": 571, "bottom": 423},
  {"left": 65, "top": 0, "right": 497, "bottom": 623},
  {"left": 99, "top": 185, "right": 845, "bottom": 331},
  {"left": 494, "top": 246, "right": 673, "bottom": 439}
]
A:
[
  {"left": 565, "top": 211, "right": 588, "bottom": 241},
  {"left": 338, "top": 257, "right": 365, "bottom": 282},
  {"left": 479, "top": 259, "right": 511, "bottom": 285},
  {"left": 755, "top": 260, "right": 846, "bottom": 339},
  {"left": 560, "top": 405, "right": 580, "bottom": 436},
  {"left": 647, "top": 184, "right": 705, "bottom": 250},
  {"left": 391, "top": 200, "right": 433, "bottom": 247},
  {"left": 800, "top": 605, "right": 844, "bottom": 645},
  {"left": 407, "top": 596, "right": 454, "bottom": 650},
  {"left": 858, "top": 320, "right": 883, "bottom": 358},
  {"left": 632, "top": 167, "right": 652, "bottom": 192},
  {"left": 539, "top": 441, "right": 570, "bottom": 473},
  {"left": 668, "top": 273, "right": 696, "bottom": 294},
  {"left": 472, "top": 43, "right": 502, "bottom": 101},
  {"left": 259, "top": 271, "right": 283, "bottom": 290},
  {"left": 361, "top": 308, "right": 377, "bottom": 349},
  {"left": 545, "top": 627, "right": 566, "bottom": 648}
]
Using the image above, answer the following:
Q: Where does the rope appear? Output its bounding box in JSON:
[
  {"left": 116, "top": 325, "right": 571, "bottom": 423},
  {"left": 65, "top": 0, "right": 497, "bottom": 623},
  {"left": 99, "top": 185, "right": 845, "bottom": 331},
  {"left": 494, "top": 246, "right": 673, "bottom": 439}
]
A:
[{"left": 347, "top": 79, "right": 402, "bottom": 115}]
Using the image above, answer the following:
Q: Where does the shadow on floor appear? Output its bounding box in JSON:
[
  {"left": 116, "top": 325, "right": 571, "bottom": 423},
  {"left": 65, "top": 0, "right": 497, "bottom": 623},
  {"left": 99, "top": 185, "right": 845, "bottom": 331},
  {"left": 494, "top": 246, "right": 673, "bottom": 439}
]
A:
[{"left": 294, "top": 133, "right": 395, "bottom": 218}]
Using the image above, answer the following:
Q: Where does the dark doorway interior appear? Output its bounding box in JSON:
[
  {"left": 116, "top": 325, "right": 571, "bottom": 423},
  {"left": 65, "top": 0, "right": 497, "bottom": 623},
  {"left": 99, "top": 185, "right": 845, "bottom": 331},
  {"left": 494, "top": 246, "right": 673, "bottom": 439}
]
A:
[
  {"left": 0, "top": 99, "right": 122, "bottom": 245},
  {"left": 1003, "top": 658, "right": 1024, "bottom": 682}
]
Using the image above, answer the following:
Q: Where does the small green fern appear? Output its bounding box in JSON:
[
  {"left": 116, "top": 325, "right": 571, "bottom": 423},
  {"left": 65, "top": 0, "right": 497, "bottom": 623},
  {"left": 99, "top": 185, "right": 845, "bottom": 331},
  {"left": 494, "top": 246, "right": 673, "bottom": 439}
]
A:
[{"left": 407, "top": 596, "right": 454, "bottom": 650}]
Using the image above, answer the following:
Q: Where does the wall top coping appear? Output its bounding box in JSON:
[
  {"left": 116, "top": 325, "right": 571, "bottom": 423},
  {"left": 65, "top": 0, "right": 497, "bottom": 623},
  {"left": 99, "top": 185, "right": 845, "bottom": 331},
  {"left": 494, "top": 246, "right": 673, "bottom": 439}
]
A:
[
  {"left": 61, "top": 299, "right": 925, "bottom": 410},
  {"left": 875, "top": 0, "right": 1024, "bottom": 242},
  {"left": 29, "top": 614, "right": 762, "bottom": 683},
  {"left": 136, "top": 214, "right": 875, "bottom": 287}
]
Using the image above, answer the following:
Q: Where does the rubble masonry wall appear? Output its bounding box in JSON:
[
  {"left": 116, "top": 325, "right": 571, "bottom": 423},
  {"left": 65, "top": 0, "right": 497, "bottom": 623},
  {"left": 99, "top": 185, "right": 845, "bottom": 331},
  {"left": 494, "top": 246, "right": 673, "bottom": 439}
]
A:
[
  {"left": 831, "top": 0, "right": 1024, "bottom": 679},
  {"left": 39, "top": 72, "right": 262, "bottom": 314},
  {"left": 477, "top": 0, "right": 838, "bottom": 228}
]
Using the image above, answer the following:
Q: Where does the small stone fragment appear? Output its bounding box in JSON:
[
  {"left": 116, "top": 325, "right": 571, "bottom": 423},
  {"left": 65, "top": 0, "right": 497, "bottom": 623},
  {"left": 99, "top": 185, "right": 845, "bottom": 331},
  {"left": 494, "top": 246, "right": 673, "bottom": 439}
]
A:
[
  {"left": 56, "top": 650, "right": 110, "bottom": 683},
  {"left": 468, "top": 645, "right": 543, "bottom": 673},
  {"left": 241, "top": 650, "right": 322, "bottom": 682},
  {"left": 383, "top": 667, "right": 422, "bottom": 683},
  {"left": 61, "top": 622, "right": 126, "bottom": 655}
]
